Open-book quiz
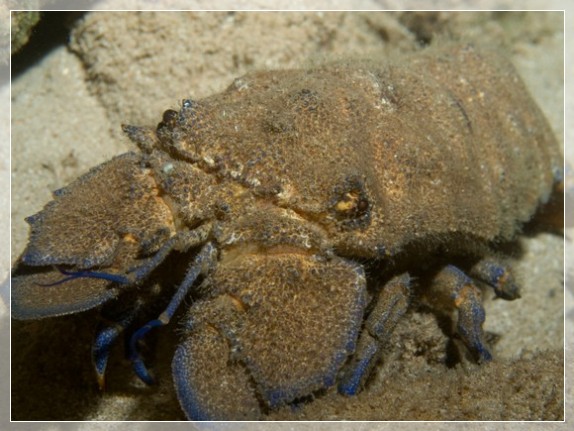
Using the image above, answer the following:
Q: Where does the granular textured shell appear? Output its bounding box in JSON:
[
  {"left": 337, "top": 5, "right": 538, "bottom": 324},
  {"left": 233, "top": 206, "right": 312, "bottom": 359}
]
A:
[
  {"left": 11, "top": 41, "right": 563, "bottom": 421},
  {"left": 161, "top": 43, "right": 560, "bottom": 258}
]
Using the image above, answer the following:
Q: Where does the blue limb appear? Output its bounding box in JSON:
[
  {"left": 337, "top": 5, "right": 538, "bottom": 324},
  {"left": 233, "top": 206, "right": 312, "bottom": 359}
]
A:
[
  {"left": 338, "top": 273, "right": 411, "bottom": 396},
  {"left": 469, "top": 258, "right": 520, "bottom": 300},
  {"left": 34, "top": 227, "right": 211, "bottom": 288},
  {"left": 32, "top": 237, "right": 177, "bottom": 287},
  {"left": 36, "top": 267, "right": 130, "bottom": 286},
  {"left": 129, "top": 242, "right": 217, "bottom": 384},
  {"left": 92, "top": 299, "right": 143, "bottom": 390},
  {"left": 439, "top": 265, "right": 492, "bottom": 363}
]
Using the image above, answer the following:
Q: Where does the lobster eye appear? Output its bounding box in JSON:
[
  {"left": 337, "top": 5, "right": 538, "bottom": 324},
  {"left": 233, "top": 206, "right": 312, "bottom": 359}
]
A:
[
  {"left": 157, "top": 109, "right": 178, "bottom": 130},
  {"left": 163, "top": 109, "right": 178, "bottom": 124},
  {"left": 334, "top": 190, "right": 370, "bottom": 219},
  {"left": 332, "top": 177, "right": 371, "bottom": 229}
]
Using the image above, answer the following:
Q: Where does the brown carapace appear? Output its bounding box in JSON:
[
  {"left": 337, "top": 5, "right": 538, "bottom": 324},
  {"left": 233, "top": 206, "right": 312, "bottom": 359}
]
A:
[{"left": 12, "top": 43, "right": 562, "bottom": 420}]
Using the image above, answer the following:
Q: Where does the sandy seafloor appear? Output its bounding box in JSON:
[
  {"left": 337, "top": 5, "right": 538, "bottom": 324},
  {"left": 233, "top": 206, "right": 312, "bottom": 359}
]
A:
[{"left": 2, "top": 1, "right": 574, "bottom": 429}]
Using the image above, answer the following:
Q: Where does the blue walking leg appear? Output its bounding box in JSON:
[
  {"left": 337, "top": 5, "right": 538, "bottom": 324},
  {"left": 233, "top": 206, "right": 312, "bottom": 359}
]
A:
[
  {"left": 338, "top": 273, "right": 411, "bottom": 395},
  {"left": 436, "top": 265, "right": 492, "bottom": 363},
  {"left": 469, "top": 257, "right": 520, "bottom": 300},
  {"left": 92, "top": 299, "right": 144, "bottom": 389},
  {"left": 129, "top": 242, "right": 217, "bottom": 384}
]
